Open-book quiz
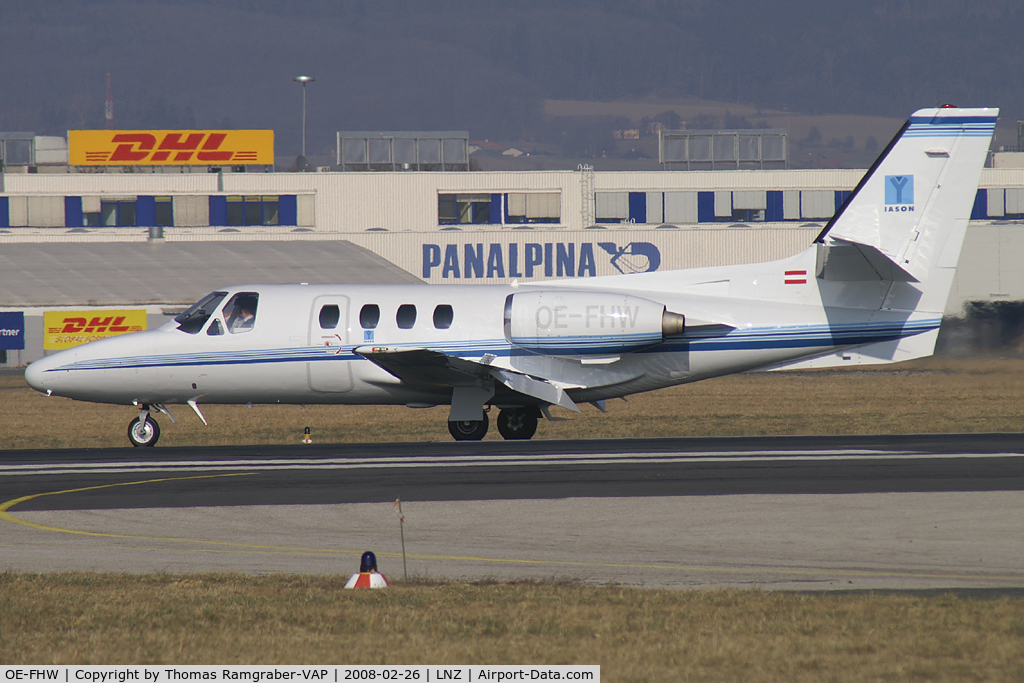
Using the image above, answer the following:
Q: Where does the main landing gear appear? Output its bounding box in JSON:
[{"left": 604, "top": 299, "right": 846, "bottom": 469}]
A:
[
  {"left": 448, "top": 415, "right": 489, "bottom": 441},
  {"left": 496, "top": 407, "right": 539, "bottom": 440},
  {"left": 128, "top": 405, "right": 161, "bottom": 447},
  {"left": 447, "top": 407, "right": 541, "bottom": 441}
]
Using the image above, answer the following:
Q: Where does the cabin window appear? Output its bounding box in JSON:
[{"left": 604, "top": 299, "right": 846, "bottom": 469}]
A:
[
  {"left": 359, "top": 304, "right": 380, "bottom": 329},
  {"left": 397, "top": 304, "right": 417, "bottom": 329},
  {"left": 176, "top": 291, "right": 228, "bottom": 334},
  {"left": 319, "top": 304, "right": 340, "bottom": 330},
  {"left": 433, "top": 304, "right": 454, "bottom": 329},
  {"left": 223, "top": 292, "right": 259, "bottom": 334}
]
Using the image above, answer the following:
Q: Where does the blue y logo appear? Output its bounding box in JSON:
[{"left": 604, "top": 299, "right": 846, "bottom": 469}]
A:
[{"left": 885, "top": 175, "right": 914, "bottom": 205}]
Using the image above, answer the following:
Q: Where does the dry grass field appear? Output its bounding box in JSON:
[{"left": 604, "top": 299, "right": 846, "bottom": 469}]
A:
[
  {"left": 1, "top": 574, "right": 1023, "bottom": 681},
  {"left": 3, "top": 356, "right": 1024, "bottom": 449}
]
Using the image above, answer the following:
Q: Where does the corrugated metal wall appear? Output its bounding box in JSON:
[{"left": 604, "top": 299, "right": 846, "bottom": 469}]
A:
[
  {"left": 4, "top": 168, "right": 1024, "bottom": 233},
  {"left": 345, "top": 226, "right": 820, "bottom": 285}
]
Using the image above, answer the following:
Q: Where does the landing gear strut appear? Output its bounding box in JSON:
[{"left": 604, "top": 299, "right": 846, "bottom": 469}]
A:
[
  {"left": 497, "top": 407, "right": 539, "bottom": 440},
  {"left": 128, "top": 406, "right": 161, "bottom": 447},
  {"left": 448, "top": 413, "right": 489, "bottom": 441}
]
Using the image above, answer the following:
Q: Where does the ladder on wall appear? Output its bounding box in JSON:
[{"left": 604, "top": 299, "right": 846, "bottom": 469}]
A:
[{"left": 578, "top": 164, "right": 595, "bottom": 228}]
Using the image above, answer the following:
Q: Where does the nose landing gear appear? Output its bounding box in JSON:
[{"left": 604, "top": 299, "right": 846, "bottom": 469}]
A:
[{"left": 128, "top": 406, "right": 161, "bottom": 447}]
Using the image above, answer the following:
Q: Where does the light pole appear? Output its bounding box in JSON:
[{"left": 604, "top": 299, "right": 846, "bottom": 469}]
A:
[{"left": 293, "top": 75, "right": 315, "bottom": 161}]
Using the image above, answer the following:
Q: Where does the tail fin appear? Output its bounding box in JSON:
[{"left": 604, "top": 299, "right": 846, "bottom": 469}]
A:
[
  {"left": 818, "top": 106, "right": 997, "bottom": 285},
  {"left": 783, "top": 106, "right": 998, "bottom": 369}
]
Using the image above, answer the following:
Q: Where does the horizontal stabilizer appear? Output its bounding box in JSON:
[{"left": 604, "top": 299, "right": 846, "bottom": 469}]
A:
[{"left": 828, "top": 239, "right": 918, "bottom": 282}]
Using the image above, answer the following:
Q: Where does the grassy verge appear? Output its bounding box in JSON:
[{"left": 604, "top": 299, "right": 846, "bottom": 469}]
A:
[
  {"left": 3, "top": 356, "right": 1024, "bottom": 449},
  {"left": 1, "top": 574, "right": 1023, "bottom": 680}
]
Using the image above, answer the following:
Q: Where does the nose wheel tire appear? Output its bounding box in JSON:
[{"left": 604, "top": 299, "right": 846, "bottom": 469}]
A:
[
  {"left": 128, "top": 415, "right": 161, "bottom": 447},
  {"left": 497, "top": 407, "right": 539, "bottom": 440},
  {"left": 448, "top": 415, "right": 489, "bottom": 441}
]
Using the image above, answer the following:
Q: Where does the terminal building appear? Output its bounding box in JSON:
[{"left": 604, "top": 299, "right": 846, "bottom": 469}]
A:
[{"left": 2, "top": 127, "right": 1023, "bottom": 365}]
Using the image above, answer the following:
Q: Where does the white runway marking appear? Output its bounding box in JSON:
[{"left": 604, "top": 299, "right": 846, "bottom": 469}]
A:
[{"left": 2, "top": 449, "right": 1021, "bottom": 477}]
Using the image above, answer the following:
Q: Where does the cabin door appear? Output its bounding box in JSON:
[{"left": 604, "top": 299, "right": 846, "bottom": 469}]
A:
[{"left": 307, "top": 295, "right": 353, "bottom": 393}]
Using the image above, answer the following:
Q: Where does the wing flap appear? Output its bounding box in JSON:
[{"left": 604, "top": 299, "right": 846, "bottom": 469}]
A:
[
  {"left": 354, "top": 346, "right": 482, "bottom": 387},
  {"left": 354, "top": 346, "right": 579, "bottom": 411},
  {"left": 492, "top": 368, "right": 580, "bottom": 413}
]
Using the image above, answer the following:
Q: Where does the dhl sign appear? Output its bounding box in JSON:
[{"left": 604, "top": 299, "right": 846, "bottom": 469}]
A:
[
  {"left": 44, "top": 310, "right": 147, "bottom": 350},
  {"left": 69, "top": 130, "right": 274, "bottom": 166}
]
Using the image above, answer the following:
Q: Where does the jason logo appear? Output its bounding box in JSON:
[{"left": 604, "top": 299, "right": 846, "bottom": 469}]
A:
[{"left": 885, "top": 175, "right": 915, "bottom": 212}]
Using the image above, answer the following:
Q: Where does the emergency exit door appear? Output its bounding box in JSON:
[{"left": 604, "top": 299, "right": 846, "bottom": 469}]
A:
[{"left": 307, "top": 295, "right": 353, "bottom": 392}]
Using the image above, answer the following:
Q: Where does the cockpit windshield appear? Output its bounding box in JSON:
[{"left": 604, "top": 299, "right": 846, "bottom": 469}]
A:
[{"left": 175, "top": 291, "right": 228, "bottom": 334}]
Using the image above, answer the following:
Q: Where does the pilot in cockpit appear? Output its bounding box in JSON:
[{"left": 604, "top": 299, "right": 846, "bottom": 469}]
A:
[{"left": 225, "top": 295, "right": 258, "bottom": 333}]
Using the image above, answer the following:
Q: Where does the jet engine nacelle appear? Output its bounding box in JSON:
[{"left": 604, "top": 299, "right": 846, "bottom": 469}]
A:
[{"left": 503, "top": 291, "right": 685, "bottom": 356}]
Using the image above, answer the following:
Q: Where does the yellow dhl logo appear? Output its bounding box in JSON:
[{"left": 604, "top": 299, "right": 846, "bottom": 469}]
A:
[
  {"left": 69, "top": 130, "right": 274, "bottom": 165},
  {"left": 43, "top": 310, "right": 147, "bottom": 349}
]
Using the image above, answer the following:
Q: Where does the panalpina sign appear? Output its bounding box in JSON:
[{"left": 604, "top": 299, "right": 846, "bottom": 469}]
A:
[{"left": 69, "top": 130, "right": 274, "bottom": 166}]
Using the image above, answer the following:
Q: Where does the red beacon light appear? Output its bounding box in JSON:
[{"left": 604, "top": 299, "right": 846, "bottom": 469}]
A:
[{"left": 940, "top": 103, "right": 957, "bottom": 108}]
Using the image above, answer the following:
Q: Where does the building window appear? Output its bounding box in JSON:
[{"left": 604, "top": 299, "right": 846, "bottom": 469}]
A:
[
  {"left": 155, "top": 197, "right": 173, "bottom": 226},
  {"left": 226, "top": 196, "right": 280, "bottom": 226},
  {"left": 731, "top": 209, "right": 765, "bottom": 222},
  {"left": 101, "top": 200, "right": 136, "bottom": 226},
  {"left": 437, "top": 192, "right": 560, "bottom": 226},
  {"left": 439, "top": 194, "right": 493, "bottom": 225},
  {"left": 506, "top": 192, "right": 560, "bottom": 224}
]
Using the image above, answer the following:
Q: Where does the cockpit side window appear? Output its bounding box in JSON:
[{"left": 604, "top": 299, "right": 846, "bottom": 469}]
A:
[
  {"left": 224, "top": 292, "right": 260, "bottom": 334},
  {"left": 176, "top": 291, "right": 228, "bottom": 334}
]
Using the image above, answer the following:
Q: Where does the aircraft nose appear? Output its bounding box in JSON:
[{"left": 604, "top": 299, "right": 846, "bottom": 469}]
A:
[
  {"left": 24, "top": 358, "right": 48, "bottom": 393},
  {"left": 24, "top": 354, "right": 63, "bottom": 395}
]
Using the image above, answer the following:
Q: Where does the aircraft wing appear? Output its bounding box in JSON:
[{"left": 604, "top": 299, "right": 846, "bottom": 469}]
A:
[{"left": 353, "top": 346, "right": 579, "bottom": 412}]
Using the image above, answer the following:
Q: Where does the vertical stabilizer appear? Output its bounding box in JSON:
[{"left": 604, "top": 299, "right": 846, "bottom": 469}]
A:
[{"left": 819, "top": 106, "right": 997, "bottom": 284}]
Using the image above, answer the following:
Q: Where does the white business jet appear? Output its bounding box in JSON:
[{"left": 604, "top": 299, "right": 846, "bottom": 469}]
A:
[{"left": 26, "top": 106, "right": 997, "bottom": 446}]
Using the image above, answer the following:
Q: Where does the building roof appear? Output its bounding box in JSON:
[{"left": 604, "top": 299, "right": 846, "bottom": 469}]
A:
[{"left": 0, "top": 240, "right": 421, "bottom": 308}]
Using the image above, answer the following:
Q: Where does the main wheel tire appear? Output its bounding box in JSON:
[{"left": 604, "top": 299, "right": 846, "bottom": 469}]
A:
[
  {"left": 128, "top": 415, "right": 161, "bottom": 447},
  {"left": 497, "top": 408, "right": 539, "bottom": 440},
  {"left": 448, "top": 416, "right": 489, "bottom": 441}
]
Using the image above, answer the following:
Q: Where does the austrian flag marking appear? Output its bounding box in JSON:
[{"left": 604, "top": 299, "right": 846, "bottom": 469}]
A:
[{"left": 785, "top": 270, "right": 807, "bottom": 285}]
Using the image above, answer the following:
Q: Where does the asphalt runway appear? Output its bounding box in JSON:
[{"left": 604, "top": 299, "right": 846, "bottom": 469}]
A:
[{"left": 2, "top": 434, "right": 1023, "bottom": 590}]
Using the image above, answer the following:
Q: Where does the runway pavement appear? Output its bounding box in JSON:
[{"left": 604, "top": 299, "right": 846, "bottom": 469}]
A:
[{"left": 2, "top": 435, "right": 1023, "bottom": 590}]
